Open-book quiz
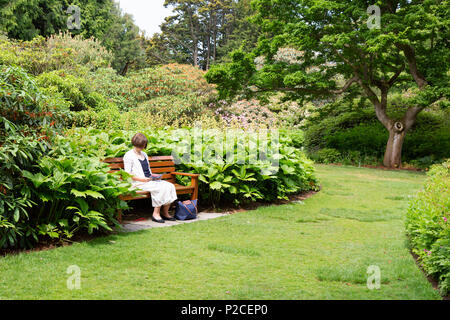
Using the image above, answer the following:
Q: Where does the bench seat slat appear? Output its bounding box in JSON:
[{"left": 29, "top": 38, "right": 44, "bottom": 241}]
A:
[
  {"left": 148, "top": 160, "right": 175, "bottom": 167},
  {"left": 108, "top": 163, "right": 124, "bottom": 169},
  {"left": 150, "top": 166, "right": 176, "bottom": 173},
  {"left": 148, "top": 156, "right": 175, "bottom": 161},
  {"left": 103, "top": 157, "right": 124, "bottom": 163}
]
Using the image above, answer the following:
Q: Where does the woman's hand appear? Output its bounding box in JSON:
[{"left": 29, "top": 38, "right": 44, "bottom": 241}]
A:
[{"left": 132, "top": 176, "right": 152, "bottom": 182}]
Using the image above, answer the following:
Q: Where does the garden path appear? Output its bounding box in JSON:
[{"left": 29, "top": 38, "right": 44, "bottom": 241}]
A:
[{"left": 120, "top": 212, "right": 229, "bottom": 232}]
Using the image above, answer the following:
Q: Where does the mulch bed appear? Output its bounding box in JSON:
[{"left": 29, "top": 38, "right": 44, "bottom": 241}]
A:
[
  {"left": 197, "top": 189, "right": 320, "bottom": 214},
  {"left": 410, "top": 250, "right": 449, "bottom": 300},
  {"left": 0, "top": 232, "right": 102, "bottom": 258},
  {"left": 327, "top": 163, "right": 424, "bottom": 172}
]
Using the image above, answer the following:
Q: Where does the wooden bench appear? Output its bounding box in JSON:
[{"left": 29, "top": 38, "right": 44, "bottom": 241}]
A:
[{"left": 103, "top": 155, "right": 199, "bottom": 223}]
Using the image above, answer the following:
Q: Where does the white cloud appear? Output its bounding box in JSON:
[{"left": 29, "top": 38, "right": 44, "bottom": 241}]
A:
[{"left": 116, "top": 0, "right": 174, "bottom": 38}]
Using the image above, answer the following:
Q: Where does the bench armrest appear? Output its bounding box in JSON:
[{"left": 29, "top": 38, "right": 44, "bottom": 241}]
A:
[
  {"left": 171, "top": 172, "right": 199, "bottom": 200},
  {"left": 171, "top": 172, "right": 199, "bottom": 177}
]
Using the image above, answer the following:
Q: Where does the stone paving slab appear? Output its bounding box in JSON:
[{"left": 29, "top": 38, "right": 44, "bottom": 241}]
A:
[{"left": 118, "top": 212, "right": 230, "bottom": 232}]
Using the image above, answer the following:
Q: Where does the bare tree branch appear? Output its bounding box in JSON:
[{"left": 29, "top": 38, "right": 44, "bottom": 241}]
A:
[
  {"left": 356, "top": 78, "right": 392, "bottom": 129},
  {"left": 388, "top": 64, "right": 405, "bottom": 86},
  {"left": 403, "top": 106, "right": 423, "bottom": 131},
  {"left": 331, "top": 75, "right": 359, "bottom": 94}
]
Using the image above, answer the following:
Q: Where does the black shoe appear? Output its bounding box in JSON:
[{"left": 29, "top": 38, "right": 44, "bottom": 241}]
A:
[
  {"left": 151, "top": 216, "right": 165, "bottom": 223},
  {"left": 161, "top": 215, "right": 176, "bottom": 221}
]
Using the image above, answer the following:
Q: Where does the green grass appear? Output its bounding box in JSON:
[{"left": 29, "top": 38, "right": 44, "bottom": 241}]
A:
[{"left": 0, "top": 165, "right": 442, "bottom": 299}]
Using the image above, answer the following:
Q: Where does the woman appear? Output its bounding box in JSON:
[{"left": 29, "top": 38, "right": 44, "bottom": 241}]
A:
[{"left": 123, "top": 133, "right": 177, "bottom": 223}]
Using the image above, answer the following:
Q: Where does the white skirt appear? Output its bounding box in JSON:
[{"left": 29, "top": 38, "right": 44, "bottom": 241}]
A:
[{"left": 133, "top": 180, "right": 178, "bottom": 207}]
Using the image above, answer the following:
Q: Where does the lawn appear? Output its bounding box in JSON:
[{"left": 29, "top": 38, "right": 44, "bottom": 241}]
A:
[{"left": 0, "top": 165, "right": 442, "bottom": 299}]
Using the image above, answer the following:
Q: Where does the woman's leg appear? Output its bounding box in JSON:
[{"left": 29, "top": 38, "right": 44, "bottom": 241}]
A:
[
  {"left": 161, "top": 202, "right": 173, "bottom": 218},
  {"left": 139, "top": 181, "right": 177, "bottom": 220},
  {"left": 152, "top": 206, "right": 162, "bottom": 219}
]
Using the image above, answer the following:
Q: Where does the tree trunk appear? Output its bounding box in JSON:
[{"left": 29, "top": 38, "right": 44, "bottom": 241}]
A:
[
  {"left": 206, "top": 11, "right": 212, "bottom": 70},
  {"left": 212, "top": 10, "right": 218, "bottom": 64},
  {"left": 361, "top": 84, "right": 421, "bottom": 169},
  {"left": 382, "top": 104, "right": 422, "bottom": 168},
  {"left": 120, "top": 61, "right": 132, "bottom": 76},
  {"left": 187, "top": 6, "right": 199, "bottom": 68},
  {"left": 383, "top": 121, "right": 406, "bottom": 168},
  {"left": 193, "top": 41, "right": 198, "bottom": 67}
]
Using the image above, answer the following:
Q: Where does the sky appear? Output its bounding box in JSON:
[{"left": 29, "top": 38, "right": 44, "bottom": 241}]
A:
[{"left": 116, "top": 0, "right": 174, "bottom": 38}]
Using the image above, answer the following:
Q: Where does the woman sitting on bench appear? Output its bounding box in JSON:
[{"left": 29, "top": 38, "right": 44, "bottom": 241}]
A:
[{"left": 123, "top": 132, "right": 177, "bottom": 223}]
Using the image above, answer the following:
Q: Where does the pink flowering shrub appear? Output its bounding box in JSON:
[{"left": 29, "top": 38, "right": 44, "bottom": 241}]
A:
[
  {"left": 89, "top": 63, "right": 218, "bottom": 112},
  {"left": 271, "top": 100, "right": 315, "bottom": 129},
  {"left": 213, "top": 99, "right": 277, "bottom": 129}
]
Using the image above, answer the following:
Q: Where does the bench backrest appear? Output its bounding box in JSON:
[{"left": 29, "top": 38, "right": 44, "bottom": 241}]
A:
[{"left": 104, "top": 155, "right": 176, "bottom": 183}]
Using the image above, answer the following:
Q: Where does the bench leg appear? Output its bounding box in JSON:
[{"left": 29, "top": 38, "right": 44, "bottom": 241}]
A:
[
  {"left": 117, "top": 209, "right": 122, "bottom": 224},
  {"left": 191, "top": 178, "right": 199, "bottom": 200}
]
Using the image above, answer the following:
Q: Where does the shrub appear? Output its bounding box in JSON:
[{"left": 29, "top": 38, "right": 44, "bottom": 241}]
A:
[
  {"left": 0, "top": 65, "right": 127, "bottom": 249},
  {"left": 406, "top": 161, "right": 450, "bottom": 295},
  {"left": 58, "top": 127, "right": 319, "bottom": 207},
  {"left": 0, "top": 123, "right": 132, "bottom": 249},
  {"left": 89, "top": 63, "right": 218, "bottom": 112},
  {"left": 136, "top": 94, "right": 211, "bottom": 125},
  {"left": 213, "top": 99, "right": 277, "bottom": 129},
  {"left": 68, "top": 106, "right": 225, "bottom": 131},
  {"left": 0, "top": 150, "right": 131, "bottom": 249},
  {"left": 46, "top": 32, "right": 113, "bottom": 72},
  {"left": 0, "top": 122, "right": 51, "bottom": 248},
  {"left": 0, "top": 33, "right": 112, "bottom": 77},
  {"left": 325, "top": 123, "right": 387, "bottom": 158},
  {"left": 403, "top": 112, "right": 450, "bottom": 164},
  {"left": 0, "top": 65, "right": 68, "bottom": 137},
  {"left": 36, "top": 70, "right": 113, "bottom": 112},
  {"left": 282, "top": 128, "right": 305, "bottom": 149},
  {"left": 68, "top": 106, "right": 123, "bottom": 130},
  {"left": 310, "top": 148, "right": 342, "bottom": 164},
  {"left": 268, "top": 97, "right": 315, "bottom": 129},
  {"left": 0, "top": 36, "right": 56, "bottom": 76},
  {"left": 19, "top": 154, "right": 130, "bottom": 245},
  {"left": 304, "top": 99, "right": 450, "bottom": 166},
  {"left": 409, "top": 156, "right": 439, "bottom": 169},
  {"left": 86, "top": 67, "right": 135, "bottom": 111}
]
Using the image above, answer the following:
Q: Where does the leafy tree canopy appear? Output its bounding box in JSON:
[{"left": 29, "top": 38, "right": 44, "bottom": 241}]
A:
[
  {"left": 206, "top": 0, "right": 449, "bottom": 167},
  {"left": 0, "top": 0, "right": 144, "bottom": 74}
]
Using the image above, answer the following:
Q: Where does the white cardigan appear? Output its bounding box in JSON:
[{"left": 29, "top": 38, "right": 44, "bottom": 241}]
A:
[{"left": 123, "top": 149, "right": 152, "bottom": 187}]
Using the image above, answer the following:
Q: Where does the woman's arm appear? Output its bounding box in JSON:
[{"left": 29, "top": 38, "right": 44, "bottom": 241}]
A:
[
  {"left": 131, "top": 176, "right": 151, "bottom": 182},
  {"left": 124, "top": 152, "right": 151, "bottom": 183}
]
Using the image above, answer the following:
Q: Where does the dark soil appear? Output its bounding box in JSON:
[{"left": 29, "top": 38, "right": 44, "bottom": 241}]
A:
[
  {"left": 410, "top": 249, "right": 449, "bottom": 300},
  {"left": 0, "top": 231, "right": 103, "bottom": 258},
  {"left": 327, "top": 163, "right": 424, "bottom": 172},
  {"left": 196, "top": 189, "right": 319, "bottom": 214}
]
